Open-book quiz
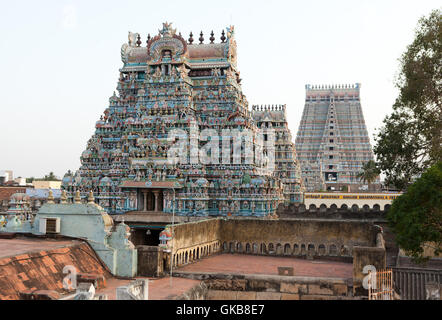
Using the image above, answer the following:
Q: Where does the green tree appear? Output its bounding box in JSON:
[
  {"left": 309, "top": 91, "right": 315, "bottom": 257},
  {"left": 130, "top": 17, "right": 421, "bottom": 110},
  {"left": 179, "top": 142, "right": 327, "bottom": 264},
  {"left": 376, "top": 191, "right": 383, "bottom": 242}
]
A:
[
  {"left": 42, "top": 172, "right": 60, "bottom": 181},
  {"left": 387, "top": 162, "right": 442, "bottom": 263},
  {"left": 357, "top": 160, "right": 380, "bottom": 185},
  {"left": 373, "top": 9, "right": 442, "bottom": 190}
]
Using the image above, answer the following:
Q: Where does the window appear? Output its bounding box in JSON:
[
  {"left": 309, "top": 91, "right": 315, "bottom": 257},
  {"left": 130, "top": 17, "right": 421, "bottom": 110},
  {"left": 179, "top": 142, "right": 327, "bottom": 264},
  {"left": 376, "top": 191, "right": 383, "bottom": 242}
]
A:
[
  {"left": 329, "top": 147, "right": 334, "bottom": 151},
  {"left": 329, "top": 155, "right": 334, "bottom": 159},
  {"left": 329, "top": 165, "right": 333, "bottom": 169},
  {"left": 330, "top": 132, "right": 334, "bottom": 136},
  {"left": 329, "top": 139, "right": 334, "bottom": 143}
]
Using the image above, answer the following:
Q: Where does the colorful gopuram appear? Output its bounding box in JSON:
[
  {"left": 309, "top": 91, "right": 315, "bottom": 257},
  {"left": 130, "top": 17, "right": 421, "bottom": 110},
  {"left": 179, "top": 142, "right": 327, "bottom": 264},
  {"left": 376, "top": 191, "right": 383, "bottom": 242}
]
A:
[
  {"left": 295, "top": 84, "right": 380, "bottom": 192},
  {"left": 251, "top": 104, "right": 304, "bottom": 203},
  {"left": 63, "top": 23, "right": 284, "bottom": 217}
]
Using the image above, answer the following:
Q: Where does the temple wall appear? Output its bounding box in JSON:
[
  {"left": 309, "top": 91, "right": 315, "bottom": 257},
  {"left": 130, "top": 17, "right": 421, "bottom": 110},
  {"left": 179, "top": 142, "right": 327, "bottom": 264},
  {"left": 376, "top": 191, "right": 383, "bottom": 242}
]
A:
[
  {"left": 168, "top": 218, "right": 381, "bottom": 268},
  {"left": 219, "top": 219, "right": 377, "bottom": 259},
  {"left": 171, "top": 219, "right": 223, "bottom": 266}
]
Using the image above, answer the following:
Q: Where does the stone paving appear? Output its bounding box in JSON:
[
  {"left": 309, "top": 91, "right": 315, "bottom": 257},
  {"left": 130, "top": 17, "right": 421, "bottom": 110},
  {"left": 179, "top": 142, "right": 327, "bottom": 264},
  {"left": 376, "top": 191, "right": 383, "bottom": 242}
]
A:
[
  {"left": 97, "top": 276, "right": 201, "bottom": 300},
  {"left": 176, "top": 253, "right": 353, "bottom": 278}
]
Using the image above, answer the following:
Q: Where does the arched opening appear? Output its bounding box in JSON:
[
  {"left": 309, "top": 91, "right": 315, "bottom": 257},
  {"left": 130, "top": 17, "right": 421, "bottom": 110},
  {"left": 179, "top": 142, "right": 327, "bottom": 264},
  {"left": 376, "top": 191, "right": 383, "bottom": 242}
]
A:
[
  {"left": 308, "top": 244, "right": 315, "bottom": 256},
  {"left": 284, "top": 243, "right": 291, "bottom": 255},
  {"left": 276, "top": 243, "right": 283, "bottom": 255},
  {"left": 329, "top": 244, "right": 337, "bottom": 256},
  {"left": 261, "top": 243, "right": 267, "bottom": 254},
  {"left": 300, "top": 244, "right": 306, "bottom": 256}
]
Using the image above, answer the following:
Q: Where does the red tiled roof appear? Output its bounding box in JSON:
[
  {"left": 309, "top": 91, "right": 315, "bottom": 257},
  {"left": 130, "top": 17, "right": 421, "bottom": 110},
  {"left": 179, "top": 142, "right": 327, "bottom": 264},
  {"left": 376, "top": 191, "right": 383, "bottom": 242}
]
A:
[{"left": 0, "top": 239, "right": 111, "bottom": 300}]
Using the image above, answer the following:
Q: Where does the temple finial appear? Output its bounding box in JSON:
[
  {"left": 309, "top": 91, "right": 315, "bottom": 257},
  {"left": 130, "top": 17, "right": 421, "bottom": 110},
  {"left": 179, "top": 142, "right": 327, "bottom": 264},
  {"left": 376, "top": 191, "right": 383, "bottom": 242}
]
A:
[
  {"left": 199, "top": 31, "right": 204, "bottom": 44},
  {"left": 146, "top": 33, "right": 151, "bottom": 45},
  {"left": 188, "top": 32, "right": 194, "bottom": 44},
  {"left": 61, "top": 190, "right": 67, "bottom": 204},
  {"left": 47, "top": 189, "right": 55, "bottom": 204},
  {"left": 210, "top": 30, "right": 215, "bottom": 44},
  {"left": 74, "top": 190, "right": 81, "bottom": 204},
  {"left": 136, "top": 34, "right": 141, "bottom": 47},
  {"left": 88, "top": 190, "right": 95, "bottom": 204},
  {"left": 220, "top": 30, "right": 226, "bottom": 43}
]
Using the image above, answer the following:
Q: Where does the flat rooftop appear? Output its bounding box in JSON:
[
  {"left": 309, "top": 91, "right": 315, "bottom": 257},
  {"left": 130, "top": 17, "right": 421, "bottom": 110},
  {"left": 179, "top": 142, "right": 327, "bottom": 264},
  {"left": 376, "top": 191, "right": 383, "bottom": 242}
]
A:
[{"left": 176, "top": 254, "right": 353, "bottom": 279}]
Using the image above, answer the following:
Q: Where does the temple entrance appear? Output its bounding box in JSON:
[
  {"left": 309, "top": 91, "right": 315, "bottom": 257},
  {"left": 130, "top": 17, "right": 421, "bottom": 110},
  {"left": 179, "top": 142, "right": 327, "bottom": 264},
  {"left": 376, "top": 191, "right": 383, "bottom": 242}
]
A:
[
  {"left": 137, "top": 188, "right": 164, "bottom": 212},
  {"left": 129, "top": 227, "right": 163, "bottom": 246}
]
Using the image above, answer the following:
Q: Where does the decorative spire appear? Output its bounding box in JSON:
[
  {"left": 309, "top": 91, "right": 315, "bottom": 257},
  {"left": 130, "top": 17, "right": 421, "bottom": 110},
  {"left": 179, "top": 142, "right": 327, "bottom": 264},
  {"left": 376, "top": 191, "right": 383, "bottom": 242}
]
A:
[
  {"left": 146, "top": 33, "right": 151, "bottom": 45},
  {"left": 209, "top": 30, "right": 215, "bottom": 44},
  {"left": 74, "top": 190, "right": 81, "bottom": 204},
  {"left": 199, "top": 31, "right": 204, "bottom": 44},
  {"left": 88, "top": 190, "right": 95, "bottom": 204},
  {"left": 136, "top": 34, "right": 141, "bottom": 47},
  {"left": 61, "top": 190, "right": 67, "bottom": 204},
  {"left": 47, "top": 189, "right": 55, "bottom": 204},
  {"left": 220, "top": 30, "right": 226, "bottom": 43},
  {"left": 188, "top": 32, "right": 194, "bottom": 44}
]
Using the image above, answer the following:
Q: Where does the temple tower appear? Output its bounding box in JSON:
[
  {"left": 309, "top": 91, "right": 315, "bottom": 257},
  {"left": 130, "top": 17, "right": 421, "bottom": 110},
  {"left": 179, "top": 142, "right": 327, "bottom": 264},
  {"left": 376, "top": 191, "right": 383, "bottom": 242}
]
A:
[
  {"left": 63, "top": 23, "right": 284, "bottom": 217},
  {"left": 251, "top": 104, "right": 304, "bottom": 203},
  {"left": 295, "top": 84, "right": 380, "bottom": 192}
]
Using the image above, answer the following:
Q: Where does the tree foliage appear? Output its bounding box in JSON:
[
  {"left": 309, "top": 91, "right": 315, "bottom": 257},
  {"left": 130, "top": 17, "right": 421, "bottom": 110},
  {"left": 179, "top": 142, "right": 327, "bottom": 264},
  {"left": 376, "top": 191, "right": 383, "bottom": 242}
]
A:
[
  {"left": 387, "top": 162, "right": 442, "bottom": 263},
  {"left": 357, "top": 160, "right": 380, "bottom": 185},
  {"left": 373, "top": 9, "right": 442, "bottom": 190}
]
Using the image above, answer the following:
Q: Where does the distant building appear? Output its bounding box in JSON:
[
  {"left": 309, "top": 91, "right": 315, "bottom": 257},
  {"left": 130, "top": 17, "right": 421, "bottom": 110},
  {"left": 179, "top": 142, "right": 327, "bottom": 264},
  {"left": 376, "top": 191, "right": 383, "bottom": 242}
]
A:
[
  {"left": 14, "top": 177, "right": 27, "bottom": 186},
  {"left": 295, "top": 84, "right": 380, "bottom": 192},
  {"left": 0, "top": 170, "right": 13, "bottom": 185},
  {"left": 32, "top": 181, "right": 62, "bottom": 189}
]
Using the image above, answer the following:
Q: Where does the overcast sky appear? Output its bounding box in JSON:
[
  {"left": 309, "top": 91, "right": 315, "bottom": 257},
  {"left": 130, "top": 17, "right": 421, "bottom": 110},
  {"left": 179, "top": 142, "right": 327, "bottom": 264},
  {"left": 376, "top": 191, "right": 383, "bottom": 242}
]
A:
[{"left": 0, "top": 0, "right": 440, "bottom": 179}]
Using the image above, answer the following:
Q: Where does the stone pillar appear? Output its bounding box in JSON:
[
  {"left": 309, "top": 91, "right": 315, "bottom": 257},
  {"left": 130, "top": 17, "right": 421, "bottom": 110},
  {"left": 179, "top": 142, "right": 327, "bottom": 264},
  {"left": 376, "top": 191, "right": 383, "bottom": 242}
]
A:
[
  {"left": 153, "top": 191, "right": 159, "bottom": 212},
  {"left": 147, "top": 192, "right": 152, "bottom": 211},
  {"left": 143, "top": 192, "right": 147, "bottom": 212}
]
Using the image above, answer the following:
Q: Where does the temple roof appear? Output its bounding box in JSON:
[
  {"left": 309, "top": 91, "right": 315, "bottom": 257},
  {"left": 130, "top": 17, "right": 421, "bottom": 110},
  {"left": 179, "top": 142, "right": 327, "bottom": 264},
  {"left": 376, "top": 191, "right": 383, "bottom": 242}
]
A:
[{"left": 121, "top": 23, "right": 235, "bottom": 72}]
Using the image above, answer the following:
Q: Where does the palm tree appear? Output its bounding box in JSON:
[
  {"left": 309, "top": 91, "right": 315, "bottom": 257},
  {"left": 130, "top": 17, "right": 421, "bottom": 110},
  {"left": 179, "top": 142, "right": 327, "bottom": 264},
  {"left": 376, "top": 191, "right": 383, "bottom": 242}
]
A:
[{"left": 357, "top": 160, "right": 380, "bottom": 184}]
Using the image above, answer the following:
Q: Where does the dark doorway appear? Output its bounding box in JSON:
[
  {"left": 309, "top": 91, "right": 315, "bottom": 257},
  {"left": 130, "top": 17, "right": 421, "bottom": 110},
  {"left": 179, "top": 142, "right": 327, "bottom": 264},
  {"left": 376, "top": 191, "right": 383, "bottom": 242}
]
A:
[{"left": 130, "top": 228, "right": 163, "bottom": 246}]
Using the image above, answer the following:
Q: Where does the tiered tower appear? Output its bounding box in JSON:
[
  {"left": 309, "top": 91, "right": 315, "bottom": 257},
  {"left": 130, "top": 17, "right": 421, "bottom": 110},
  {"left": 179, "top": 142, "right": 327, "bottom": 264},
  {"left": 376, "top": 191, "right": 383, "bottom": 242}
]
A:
[
  {"left": 295, "top": 84, "right": 379, "bottom": 192},
  {"left": 251, "top": 104, "right": 304, "bottom": 203},
  {"left": 63, "top": 23, "right": 283, "bottom": 217}
]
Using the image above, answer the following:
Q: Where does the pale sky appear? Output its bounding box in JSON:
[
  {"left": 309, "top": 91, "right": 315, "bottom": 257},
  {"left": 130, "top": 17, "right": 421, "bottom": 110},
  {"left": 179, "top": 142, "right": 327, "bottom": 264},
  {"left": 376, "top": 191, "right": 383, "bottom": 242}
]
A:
[{"left": 0, "top": 0, "right": 440, "bottom": 179}]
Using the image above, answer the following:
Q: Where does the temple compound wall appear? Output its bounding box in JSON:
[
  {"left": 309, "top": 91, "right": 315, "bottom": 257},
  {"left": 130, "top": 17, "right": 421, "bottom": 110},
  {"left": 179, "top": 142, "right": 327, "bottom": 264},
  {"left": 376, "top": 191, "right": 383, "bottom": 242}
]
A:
[
  {"left": 165, "top": 218, "right": 384, "bottom": 281},
  {"left": 162, "top": 218, "right": 385, "bottom": 295}
]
